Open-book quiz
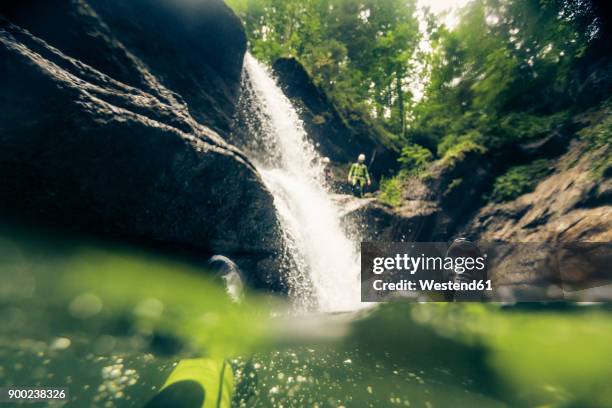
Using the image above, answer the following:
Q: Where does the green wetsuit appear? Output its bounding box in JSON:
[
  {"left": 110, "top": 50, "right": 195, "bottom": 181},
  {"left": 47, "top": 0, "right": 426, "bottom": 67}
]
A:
[{"left": 348, "top": 162, "right": 370, "bottom": 197}]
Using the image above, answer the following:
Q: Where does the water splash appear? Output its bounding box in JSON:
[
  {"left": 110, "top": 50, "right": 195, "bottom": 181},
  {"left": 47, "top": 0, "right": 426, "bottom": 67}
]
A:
[{"left": 235, "top": 53, "right": 363, "bottom": 312}]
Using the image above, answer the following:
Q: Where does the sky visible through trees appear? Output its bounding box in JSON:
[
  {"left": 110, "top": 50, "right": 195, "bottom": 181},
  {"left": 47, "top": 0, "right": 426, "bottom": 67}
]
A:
[{"left": 228, "top": 0, "right": 609, "bottom": 170}]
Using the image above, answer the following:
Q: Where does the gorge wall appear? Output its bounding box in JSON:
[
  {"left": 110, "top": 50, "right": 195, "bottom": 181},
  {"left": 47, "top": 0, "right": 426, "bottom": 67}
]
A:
[
  {"left": 342, "top": 115, "right": 611, "bottom": 245},
  {"left": 0, "top": 0, "right": 287, "bottom": 289},
  {"left": 340, "top": 109, "right": 611, "bottom": 297},
  {"left": 272, "top": 57, "right": 400, "bottom": 179}
]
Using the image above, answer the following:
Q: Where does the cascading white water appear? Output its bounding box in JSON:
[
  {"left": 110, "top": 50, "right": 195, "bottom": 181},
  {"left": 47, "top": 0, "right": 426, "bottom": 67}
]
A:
[{"left": 240, "top": 53, "right": 363, "bottom": 312}]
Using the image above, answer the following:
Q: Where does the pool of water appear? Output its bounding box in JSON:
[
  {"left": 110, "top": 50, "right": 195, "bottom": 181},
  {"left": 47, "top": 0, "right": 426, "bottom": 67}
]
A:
[{"left": 1, "top": 225, "right": 611, "bottom": 407}]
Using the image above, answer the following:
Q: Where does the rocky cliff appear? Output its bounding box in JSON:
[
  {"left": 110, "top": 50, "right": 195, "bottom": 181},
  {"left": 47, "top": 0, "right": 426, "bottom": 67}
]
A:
[
  {"left": 272, "top": 57, "right": 400, "bottom": 178},
  {"left": 464, "top": 142, "right": 611, "bottom": 243},
  {"left": 0, "top": 0, "right": 287, "bottom": 289},
  {"left": 340, "top": 110, "right": 611, "bottom": 297},
  {"left": 343, "top": 106, "right": 611, "bottom": 242},
  {"left": 1, "top": 0, "right": 245, "bottom": 135}
]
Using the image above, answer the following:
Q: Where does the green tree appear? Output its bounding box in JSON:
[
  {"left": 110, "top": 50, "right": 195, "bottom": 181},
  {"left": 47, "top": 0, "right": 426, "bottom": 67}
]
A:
[
  {"left": 228, "top": 0, "right": 421, "bottom": 137},
  {"left": 228, "top": 0, "right": 608, "bottom": 171},
  {"left": 409, "top": 0, "right": 604, "bottom": 156}
]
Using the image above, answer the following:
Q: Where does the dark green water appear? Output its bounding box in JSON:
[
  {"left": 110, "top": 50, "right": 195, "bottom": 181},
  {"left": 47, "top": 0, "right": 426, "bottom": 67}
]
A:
[{"left": 1, "top": 225, "right": 611, "bottom": 407}]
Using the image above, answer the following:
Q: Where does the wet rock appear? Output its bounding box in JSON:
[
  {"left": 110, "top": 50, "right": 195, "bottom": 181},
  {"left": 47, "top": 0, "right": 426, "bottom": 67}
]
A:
[
  {"left": 0, "top": 7, "right": 285, "bottom": 289},
  {"left": 207, "top": 255, "right": 245, "bottom": 303},
  {"left": 337, "top": 138, "right": 610, "bottom": 297},
  {"left": 463, "top": 141, "right": 611, "bottom": 291},
  {"left": 464, "top": 141, "right": 611, "bottom": 243},
  {"left": 333, "top": 195, "right": 441, "bottom": 242},
  {"left": 0, "top": 0, "right": 245, "bottom": 135}
]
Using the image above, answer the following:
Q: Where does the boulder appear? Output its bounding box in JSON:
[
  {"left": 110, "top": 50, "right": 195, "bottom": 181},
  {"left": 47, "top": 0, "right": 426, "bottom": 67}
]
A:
[
  {"left": 369, "top": 144, "right": 493, "bottom": 240},
  {"left": 0, "top": 0, "right": 245, "bottom": 136},
  {"left": 462, "top": 141, "right": 611, "bottom": 295},
  {"left": 207, "top": 255, "right": 245, "bottom": 303},
  {"left": 464, "top": 141, "right": 612, "bottom": 243},
  {"left": 333, "top": 195, "right": 441, "bottom": 242},
  {"left": 0, "top": 7, "right": 286, "bottom": 290}
]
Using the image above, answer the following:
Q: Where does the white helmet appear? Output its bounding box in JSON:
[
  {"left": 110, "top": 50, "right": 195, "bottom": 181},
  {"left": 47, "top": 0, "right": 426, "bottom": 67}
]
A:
[
  {"left": 358, "top": 153, "right": 366, "bottom": 163},
  {"left": 322, "top": 157, "right": 331, "bottom": 164}
]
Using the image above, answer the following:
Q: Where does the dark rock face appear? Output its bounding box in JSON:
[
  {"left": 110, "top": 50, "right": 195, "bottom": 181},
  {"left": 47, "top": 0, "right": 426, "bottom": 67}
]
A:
[
  {"left": 401, "top": 146, "right": 493, "bottom": 239},
  {"left": 0, "top": 3, "right": 286, "bottom": 290},
  {"left": 334, "top": 196, "right": 441, "bottom": 243},
  {"left": 272, "top": 57, "right": 399, "bottom": 178},
  {"left": 0, "top": 0, "right": 246, "bottom": 136}
]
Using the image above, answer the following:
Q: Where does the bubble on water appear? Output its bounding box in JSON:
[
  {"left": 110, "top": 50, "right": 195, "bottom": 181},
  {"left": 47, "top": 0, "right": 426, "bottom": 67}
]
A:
[
  {"left": 50, "top": 337, "right": 71, "bottom": 350},
  {"left": 69, "top": 293, "right": 102, "bottom": 319},
  {"left": 97, "top": 358, "right": 139, "bottom": 404},
  {"left": 102, "top": 364, "right": 122, "bottom": 380}
]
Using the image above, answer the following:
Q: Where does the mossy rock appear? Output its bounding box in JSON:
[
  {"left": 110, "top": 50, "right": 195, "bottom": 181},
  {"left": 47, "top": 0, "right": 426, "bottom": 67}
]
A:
[{"left": 491, "top": 159, "right": 554, "bottom": 202}]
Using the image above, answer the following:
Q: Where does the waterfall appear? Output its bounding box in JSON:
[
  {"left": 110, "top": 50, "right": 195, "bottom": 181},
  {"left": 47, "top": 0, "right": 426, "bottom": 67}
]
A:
[{"left": 233, "top": 53, "right": 363, "bottom": 312}]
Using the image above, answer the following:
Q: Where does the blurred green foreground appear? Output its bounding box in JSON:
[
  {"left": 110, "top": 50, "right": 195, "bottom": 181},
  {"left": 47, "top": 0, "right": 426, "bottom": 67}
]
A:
[{"left": 1, "top": 225, "right": 611, "bottom": 407}]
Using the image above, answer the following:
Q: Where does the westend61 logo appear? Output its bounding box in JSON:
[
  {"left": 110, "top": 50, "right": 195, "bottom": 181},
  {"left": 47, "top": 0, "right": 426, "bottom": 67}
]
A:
[{"left": 361, "top": 241, "right": 612, "bottom": 303}]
